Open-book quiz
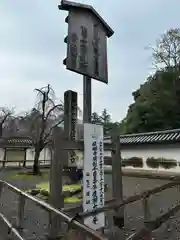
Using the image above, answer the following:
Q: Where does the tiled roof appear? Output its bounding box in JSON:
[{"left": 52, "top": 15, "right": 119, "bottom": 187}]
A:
[
  {"left": 104, "top": 128, "right": 180, "bottom": 145},
  {"left": 2, "top": 128, "right": 180, "bottom": 147},
  {"left": 120, "top": 129, "right": 180, "bottom": 145},
  {"left": 105, "top": 129, "right": 180, "bottom": 145},
  {"left": 0, "top": 137, "right": 33, "bottom": 147},
  {"left": 7, "top": 138, "right": 32, "bottom": 146}
]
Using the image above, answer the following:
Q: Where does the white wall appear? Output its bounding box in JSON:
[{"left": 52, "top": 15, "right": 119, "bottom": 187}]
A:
[
  {"left": 39, "top": 148, "right": 51, "bottom": 161},
  {"left": 24, "top": 143, "right": 180, "bottom": 171},
  {"left": 102, "top": 143, "right": 180, "bottom": 171},
  {"left": 121, "top": 143, "right": 180, "bottom": 168},
  {"left": 26, "top": 148, "right": 34, "bottom": 161},
  {"left": 122, "top": 143, "right": 180, "bottom": 159},
  {"left": 26, "top": 147, "right": 51, "bottom": 166},
  {"left": 26, "top": 148, "right": 51, "bottom": 160}
]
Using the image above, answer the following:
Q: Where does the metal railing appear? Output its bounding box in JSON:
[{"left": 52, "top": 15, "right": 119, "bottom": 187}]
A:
[{"left": 0, "top": 180, "right": 106, "bottom": 240}]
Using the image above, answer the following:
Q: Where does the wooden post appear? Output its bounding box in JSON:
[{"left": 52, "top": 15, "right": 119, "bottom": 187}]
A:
[
  {"left": 142, "top": 197, "right": 152, "bottom": 240},
  {"left": 23, "top": 148, "right": 26, "bottom": 167},
  {"left": 0, "top": 182, "right": 3, "bottom": 198},
  {"left": 64, "top": 90, "right": 78, "bottom": 169},
  {"left": 83, "top": 76, "right": 92, "bottom": 123},
  {"left": 3, "top": 148, "right": 6, "bottom": 167},
  {"left": 142, "top": 197, "right": 151, "bottom": 222},
  {"left": 16, "top": 194, "right": 25, "bottom": 233},
  {"left": 111, "top": 133, "right": 124, "bottom": 228},
  {"left": 83, "top": 76, "right": 92, "bottom": 240},
  {"left": 48, "top": 127, "right": 65, "bottom": 240}
]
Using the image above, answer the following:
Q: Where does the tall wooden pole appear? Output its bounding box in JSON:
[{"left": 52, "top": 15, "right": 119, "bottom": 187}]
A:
[
  {"left": 82, "top": 76, "right": 92, "bottom": 239},
  {"left": 83, "top": 76, "right": 92, "bottom": 123}
]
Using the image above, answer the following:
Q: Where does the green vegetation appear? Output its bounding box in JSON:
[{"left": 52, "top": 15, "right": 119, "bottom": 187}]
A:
[
  {"left": 146, "top": 157, "right": 177, "bottom": 169},
  {"left": 122, "top": 157, "right": 143, "bottom": 168},
  {"left": 27, "top": 181, "right": 109, "bottom": 204},
  {"left": 119, "top": 28, "right": 180, "bottom": 133},
  {"left": 10, "top": 171, "right": 49, "bottom": 180},
  {"left": 36, "top": 182, "right": 82, "bottom": 192},
  {"left": 27, "top": 182, "right": 82, "bottom": 203},
  {"left": 91, "top": 108, "right": 120, "bottom": 135}
]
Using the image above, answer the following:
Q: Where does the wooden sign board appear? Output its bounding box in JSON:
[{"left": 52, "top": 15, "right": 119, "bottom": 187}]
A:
[{"left": 66, "top": 9, "right": 108, "bottom": 84}]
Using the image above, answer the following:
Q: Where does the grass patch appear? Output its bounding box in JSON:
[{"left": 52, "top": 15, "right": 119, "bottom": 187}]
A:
[
  {"left": 27, "top": 182, "right": 108, "bottom": 204},
  {"left": 10, "top": 172, "right": 49, "bottom": 180},
  {"left": 36, "top": 182, "right": 81, "bottom": 192},
  {"left": 64, "top": 196, "right": 81, "bottom": 203},
  {"left": 27, "top": 182, "right": 82, "bottom": 203}
]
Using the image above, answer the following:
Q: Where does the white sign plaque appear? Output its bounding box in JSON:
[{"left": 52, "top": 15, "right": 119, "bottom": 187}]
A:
[{"left": 83, "top": 123, "right": 105, "bottom": 230}]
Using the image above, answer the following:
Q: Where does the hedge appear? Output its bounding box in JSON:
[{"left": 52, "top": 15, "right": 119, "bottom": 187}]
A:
[
  {"left": 122, "top": 157, "right": 143, "bottom": 168},
  {"left": 146, "top": 157, "right": 177, "bottom": 169},
  {"left": 104, "top": 157, "right": 143, "bottom": 168}
]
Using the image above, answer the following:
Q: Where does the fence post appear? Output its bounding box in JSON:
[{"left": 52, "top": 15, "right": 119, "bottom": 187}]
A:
[
  {"left": 111, "top": 133, "right": 124, "bottom": 228},
  {"left": 48, "top": 127, "right": 64, "bottom": 240},
  {"left": 3, "top": 151, "right": 6, "bottom": 167},
  {"left": 142, "top": 197, "right": 152, "bottom": 240},
  {"left": 16, "top": 194, "right": 25, "bottom": 233},
  {"left": 0, "top": 182, "right": 3, "bottom": 198},
  {"left": 142, "top": 197, "right": 151, "bottom": 222}
]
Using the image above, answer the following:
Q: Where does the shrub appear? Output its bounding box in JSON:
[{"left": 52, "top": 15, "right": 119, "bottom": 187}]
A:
[
  {"left": 121, "top": 161, "right": 126, "bottom": 167},
  {"left": 146, "top": 157, "right": 177, "bottom": 169},
  {"left": 146, "top": 157, "right": 160, "bottom": 168},
  {"left": 122, "top": 157, "right": 143, "bottom": 168},
  {"left": 159, "top": 158, "right": 177, "bottom": 169},
  {"left": 104, "top": 157, "right": 143, "bottom": 168}
]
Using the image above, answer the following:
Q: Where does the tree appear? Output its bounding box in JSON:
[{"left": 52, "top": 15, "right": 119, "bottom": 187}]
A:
[
  {"left": 148, "top": 28, "right": 180, "bottom": 71},
  {"left": 0, "top": 107, "right": 14, "bottom": 137},
  {"left": 124, "top": 67, "right": 180, "bottom": 133},
  {"left": 100, "top": 109, "right": 111, "bottom": 124},
  {"left": 91, "top": 112, "right": 101, "bottom": 124},
  {"left": 91, "top": 109, "right": 119, "bottom": 135},
  {"left": 119, "top": 118, "right": 127, "bottom": 134},
  {"left": 100, "top": 109, "right": 112, "bottom": 135},
  {"left": 27, "top": 84, "right": 64, "bottom": 174},
  {"left": 121, "top": 28, "right": 180, "bottom": 134}
]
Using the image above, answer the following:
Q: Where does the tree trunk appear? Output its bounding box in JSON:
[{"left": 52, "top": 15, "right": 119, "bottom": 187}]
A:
[{"left": 33, "top": 147, "right": 41, "bottom": 175}]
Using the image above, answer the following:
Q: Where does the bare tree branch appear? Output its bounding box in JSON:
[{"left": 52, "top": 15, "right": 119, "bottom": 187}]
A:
[
  {"left": 45, "top": 104, "right": 64, "bottom": 121},
  {"left": 26, "top": 84, "right": 64, "bottom": 174},
  {"left": 44, "top": 118, "right": 64, "bottom": 145},
  {"left": 0, "top": 107, "right": 14, "bottom": 137},
  {"left": 146, "top": 28, "right": 180, "bottom": 71}
]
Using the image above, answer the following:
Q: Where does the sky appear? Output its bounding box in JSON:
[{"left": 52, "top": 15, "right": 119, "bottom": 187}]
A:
[{"left": 1, "top": 0, "right": 180, "bottom": 121}]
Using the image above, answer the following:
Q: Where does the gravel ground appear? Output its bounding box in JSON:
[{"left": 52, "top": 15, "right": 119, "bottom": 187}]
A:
[{"left": 0, "top": 169, "right": 180, "bottom": 239}]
